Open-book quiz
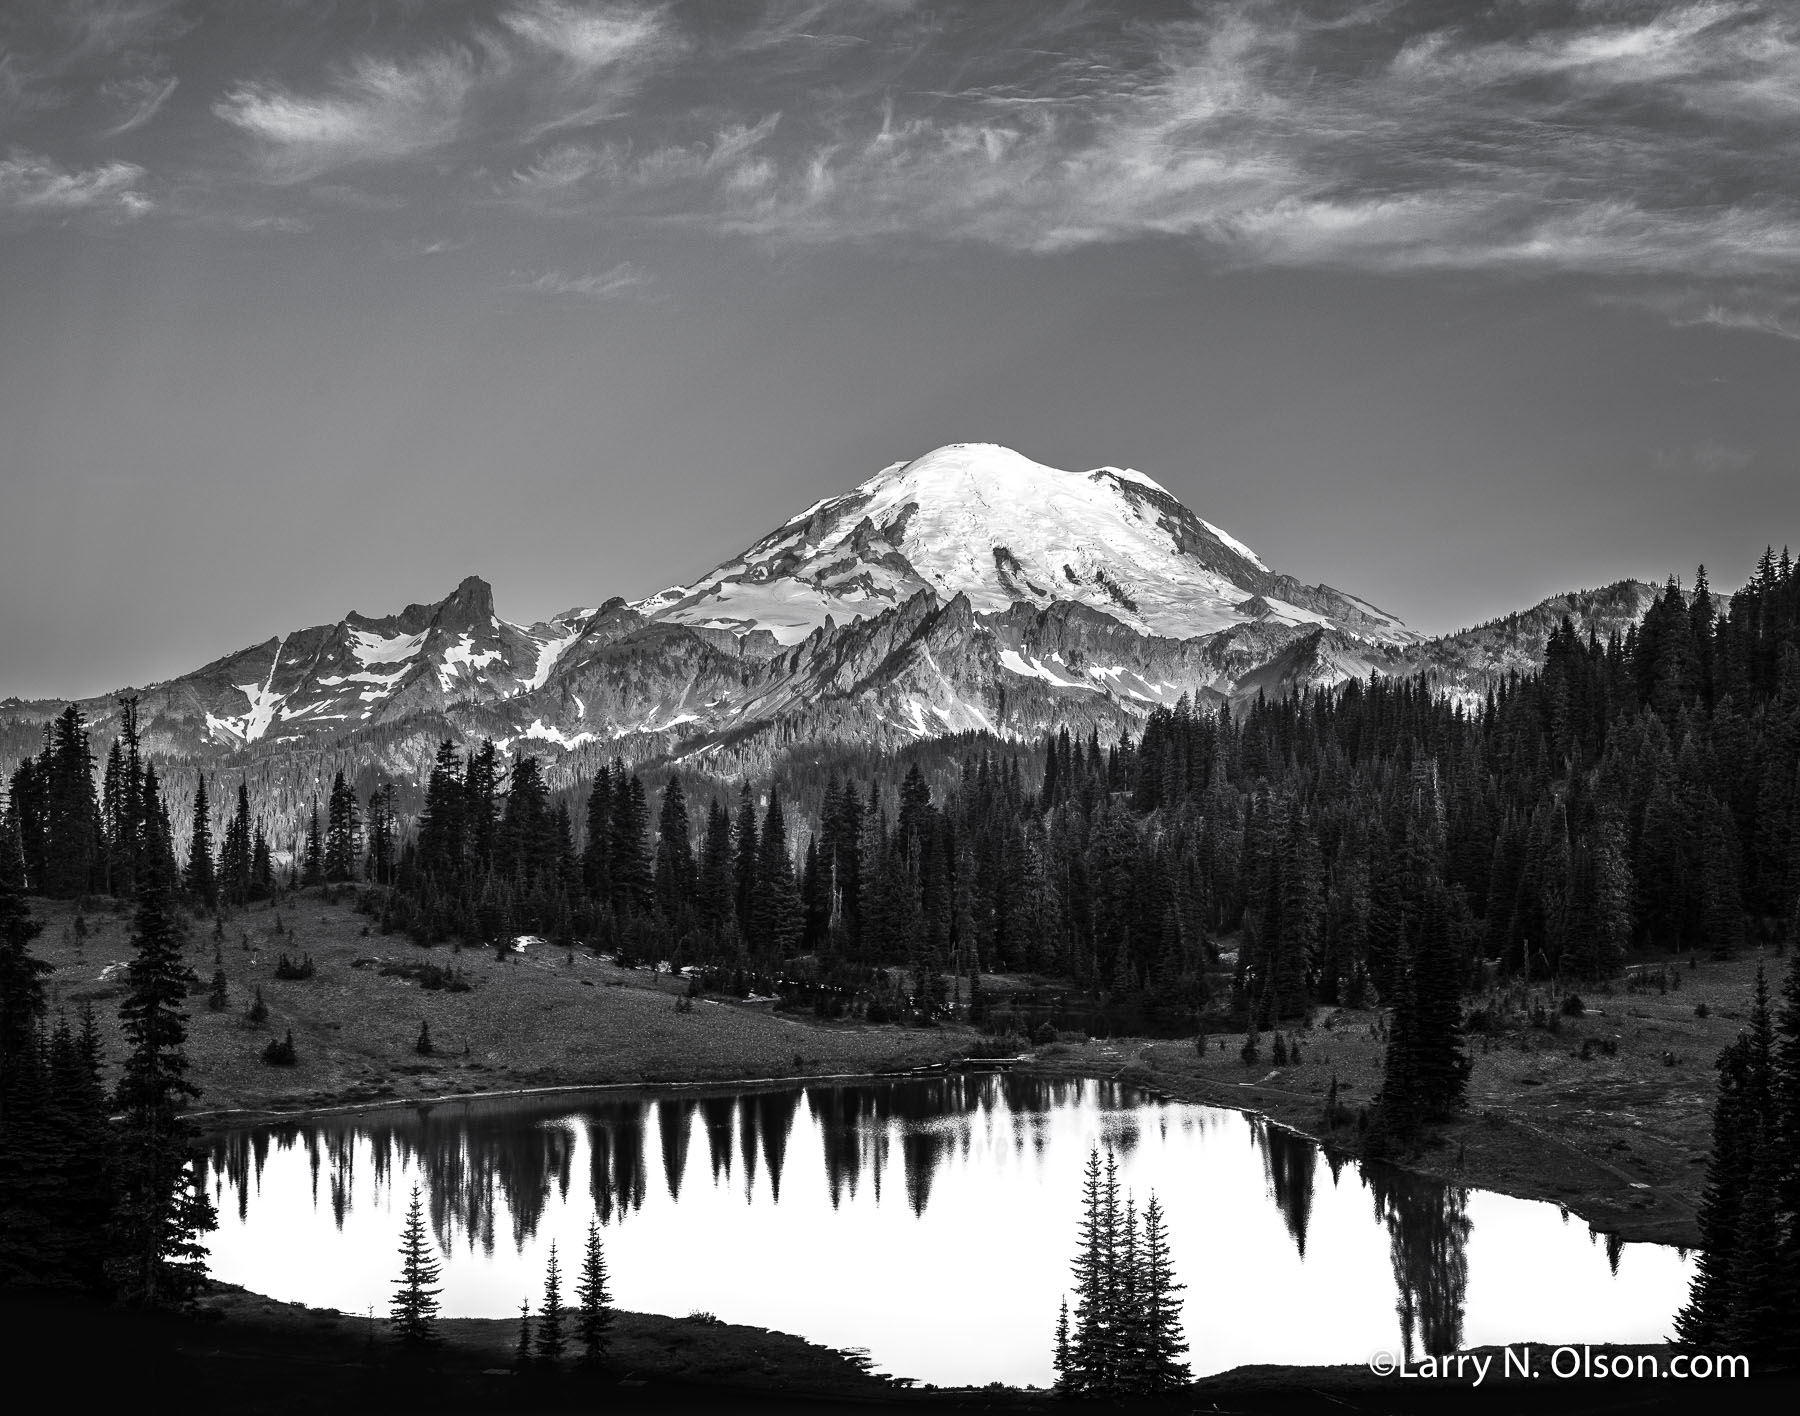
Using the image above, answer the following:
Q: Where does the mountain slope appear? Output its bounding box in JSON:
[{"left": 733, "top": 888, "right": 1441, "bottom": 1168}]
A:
[
  {"left": 636, "top": 443, "right": 1412, "bottom": 646},
  {"left": 1, "top": 445, "right": 1661, "bottom": 775}
]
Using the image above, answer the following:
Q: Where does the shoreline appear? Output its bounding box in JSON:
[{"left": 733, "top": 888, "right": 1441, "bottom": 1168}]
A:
[
  {"left": 33, "top": 893, "right": 1732, "bottom": 1254},
  {"left": 187, "top": 1052, "right": 1696, "bottom": 1249}
]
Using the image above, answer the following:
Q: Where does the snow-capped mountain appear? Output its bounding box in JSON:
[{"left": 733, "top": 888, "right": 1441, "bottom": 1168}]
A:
[
  {"left": 9, "top": 576, "right": 597, "bottom": 757},
  {"left": 2, "top": 443, "right": 1656, "bottom": 775},
  {"left": 637, "top": 443, "right": 1410, "bottom": 646}
]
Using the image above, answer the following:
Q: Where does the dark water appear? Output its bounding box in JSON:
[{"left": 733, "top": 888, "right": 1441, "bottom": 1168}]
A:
[{"left": 201, "top": 1075, "right": 1691, "bottom": 1388}]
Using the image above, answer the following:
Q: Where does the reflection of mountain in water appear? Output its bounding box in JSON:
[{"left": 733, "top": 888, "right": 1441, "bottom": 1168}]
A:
[
  {"left": 1366, "top": 1165, "right": 1472, "bottom": 1359},
  {"left": 207, "top": 1076, "right": 1236, "bottom": 1246}
]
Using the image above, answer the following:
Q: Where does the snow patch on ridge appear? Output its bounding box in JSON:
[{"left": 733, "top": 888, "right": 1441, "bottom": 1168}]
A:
[
  {"left": 524, "top": 624, "right": 583, "bottom": 690},
  {"left": 525, "top": 719, "right": 595, "bottom": 749},
  {"left": 349, "top": 628, "right": 426, "bottom": 666},
  {"left": 1200, "top": 518, "right": 1268, "bottom": 572},
  {"left": 438, "top": 635, "right": 502, "bottom": 690}
]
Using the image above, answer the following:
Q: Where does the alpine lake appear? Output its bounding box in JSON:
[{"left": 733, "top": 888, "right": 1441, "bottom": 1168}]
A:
[{"left": 200, "top": 1074, "right": 1693, "bottom": 1390}]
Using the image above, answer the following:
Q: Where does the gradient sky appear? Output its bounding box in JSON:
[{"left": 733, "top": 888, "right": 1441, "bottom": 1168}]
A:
[{"left": 4, "top": 0, "right": 1799, "bottom": 701}]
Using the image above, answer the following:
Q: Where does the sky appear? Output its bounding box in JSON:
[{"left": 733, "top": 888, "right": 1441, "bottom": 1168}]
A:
[{"left": 3, "top": 0, "right": 1799, "bottom": 702}]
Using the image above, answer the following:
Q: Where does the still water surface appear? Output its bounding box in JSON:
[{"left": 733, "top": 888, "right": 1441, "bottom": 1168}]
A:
[{"left": 202, "top": 1076, "right": 1692, "bottom": 1388}]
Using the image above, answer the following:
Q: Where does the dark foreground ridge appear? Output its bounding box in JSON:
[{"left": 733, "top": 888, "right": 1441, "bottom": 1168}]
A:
[{"left": 5, "top": 1283, "right": 1794, "bottom": 1416}]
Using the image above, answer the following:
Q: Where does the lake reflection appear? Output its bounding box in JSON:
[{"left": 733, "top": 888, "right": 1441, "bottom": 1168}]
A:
[{"left": 201, "top": 1076, "right": 1692, "bottom": 1388}]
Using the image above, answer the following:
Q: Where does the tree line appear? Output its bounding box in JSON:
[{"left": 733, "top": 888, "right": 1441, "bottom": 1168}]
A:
[
  {"left": 0, "top": 774, "right": 216, "bottom": 1304},
  {"left": 1676, "top": 951, "right": 1800, "bottom": 1363}
]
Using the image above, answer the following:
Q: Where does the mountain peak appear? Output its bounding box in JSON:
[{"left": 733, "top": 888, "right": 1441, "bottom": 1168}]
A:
[
  {"left": 638, "top": 444, "right": 1406, "bottom": 648},
  {"left": 443, "top": 574, "right": 495, "bottom": 617}
]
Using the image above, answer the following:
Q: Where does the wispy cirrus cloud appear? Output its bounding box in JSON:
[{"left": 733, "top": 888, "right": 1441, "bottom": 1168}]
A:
[
  {"left": 503, "top": 1, "right": 678, "bottom": 73},
  {"left": 0, "top": 148, "right": 150, "bottom": 219},
  {"left": 627, "top": 1, "right": 1800, "bottom": 278},
  {"left": 213, "top": 47, "right": 494, "bottom": 182},
  {"left": 502, "top": 0, "right": 687, "bottom": 137},
  {"left": 9, "top": 0, "right": 1800, "bottom": 332},
  {"left": 99, "top": 72, "right": 178, "bottom": 135},
  {"left": 509, "top": 259, "right": 655, "bottom": 299}
]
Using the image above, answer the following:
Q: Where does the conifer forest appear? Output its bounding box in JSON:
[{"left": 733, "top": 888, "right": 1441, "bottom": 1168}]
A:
[{"left": 3, "top": 547, "right": 1800, "bottom": 1395}]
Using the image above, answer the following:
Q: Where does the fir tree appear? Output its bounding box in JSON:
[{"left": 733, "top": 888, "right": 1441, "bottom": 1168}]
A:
[
  {"left": 301, "top": 802, "right": 325, "bottom": 888},
  {"left": 40, "top": 705, "right": 99, "bottom": 898},
  {"left": 108, "top": 845, "right": 217, "bottom": 1307},
  {"left": 324, "top": 772, "right": 361, "bottom": 882},
  {"left": 653, "top": 777, "right": 696, "bottom": 925},
  {"left": 0, "top": 835, "right": 55, "bottom": 1285},
  {"left": 1066, "top": 1144, "right": 1116, "bottom": 1393},
  {"left": 389, "top": 1185, "right": 443, "bottom": 1345},
  {"left": 1137, "top": 1194, "right": 1190, "bottom": 1390},
  {"left": 696, "top": 799, "right": 736, "bottom": 937},
  {"left": 575, "top": 1217, "right": 615, "bottom": 1368},
  {"left": 1052, "top": 1296, "right": 1071, "bottom": 1394},
  {"left": 219, "top": 781, "right": 251, "bottom": 907},
  {"left": 751, "top": 790, "right": 803, "bottom": 958},
  {"left": 184, "top": 773, "right": 217, "bottom": 911},
  {"left": 0, "top": 832, "right": 50, "bottom": 1079},
  {"left": 536, "top": 1240, "right": 566, "bottom": 1365},
  {"left": 417, "top": 742, "right": 465, "bottom": 880},
  {"left": 249, "top": 824, "right": 274, "bottom": 901}
]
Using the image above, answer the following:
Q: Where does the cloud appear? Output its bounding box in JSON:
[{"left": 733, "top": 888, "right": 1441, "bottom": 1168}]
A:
[
  {"left": 509, "top": 260, "right": 655, "bottom": 299},
  {"left": 12, "top": 0, "right": 1800, "bottom": 322},
  {"left": 503, "top": 1, "right": 677, "bottom": 72},
  {"left": 1651, "top": 438, "right": 1756, "bottom": 477},
  {"left": 214, "top": 48, "right": 489, "bottom": 181},
  {"left": 502, "top": 1, "right": 685, "bottom": 136},
  {"left": 1606, "top": 282, "right": 1800, "bottom": 341},
  {"left": 100, "top": 73, "right": 178, "bottom": 136},
  {"left": 56, "top": 0, "right": 193, "bottom": 60},
  {"left": 548, "top": 0, "right": 1800, "bottom": 294},
  {"left": 1681, "top": 306, "right": 1800, "bottom": 340},
  {"left": 387, "top": 235, "right": 469, "bottom": 257},
  {"left": 0, "top": 149, "right": 150, "bottom": 219}
]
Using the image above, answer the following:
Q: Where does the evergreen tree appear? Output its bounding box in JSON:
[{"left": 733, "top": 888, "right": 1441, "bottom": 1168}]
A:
[
  {"left": 365, "top": 783, "right": 397, "bottom": 885},
  {"left": 1052, "top": 1296, "right": 1071, "bottom": 1394},
  {"left": 249, "top": 824, "right": 275, "bottom": 901},
  {"left": 575, "top": 1217, "right": 614, "bottom": 1368},
  {"left": 609, "top": 769, "right": 653, "bottom": 919},
  {"left": 40, "top": 705, "right": 99, "bottom": 898},
  {"left": 1066, "top": 1144, "right": 1116, "bottom": 1393},
  {"left": 219, "top": 780, "right": 252, "bottom": 907},
  {"left": 417, "top": 742, "right": 465, "bottom": 880},
  {"left": 1137, "top": 1194, "right": 1190, "bottom": 1390},
  {"left": 0, "top": 836, "right": 55, "bottom": 1285},
  {"left": 0, "top": 832, "right": 50, "bottom": 1080},
  {"left": 390, "top": 1184, "right": 443, "bottom": 1345},
  {"left": 653, "top": 777, "right": 696, "bottom": 925},
  {"left": 581, "top": 764, "right": 615, "bottom": 907},
  {"left": 184, "top": 773, "right": 217, "bottom": 910},
  {"left": 696, "top": 799, "right": 736, "bottom": 937},
  {"left": 463, "top": 739, "right": 503, "bottom": 869},
  {"left": 751, "top": 790, "right": 803, "bottom": 958},
  {"left": 108, "top": 844, "right": 217, "bottom": 1307},
  {"left": 535, "top": 1240, "right": 566, "bottom": 1365},
  {"left": 324, "top": 772, "right": 361, "bottom": 882},
  {"left": 301, "top": 802, "right": 325, "bottom": 888},
  {"left": 733, "top": 785, "right": 759, "bottom": 946}
]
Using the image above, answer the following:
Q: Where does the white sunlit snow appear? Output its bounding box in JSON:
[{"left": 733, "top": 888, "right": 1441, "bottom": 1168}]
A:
[
  {"left": 638, "top": 443, "right": 1390, "bottom": 646},
  {"left": 348, "top": 627, "right": 427, "bottom": 666}
]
